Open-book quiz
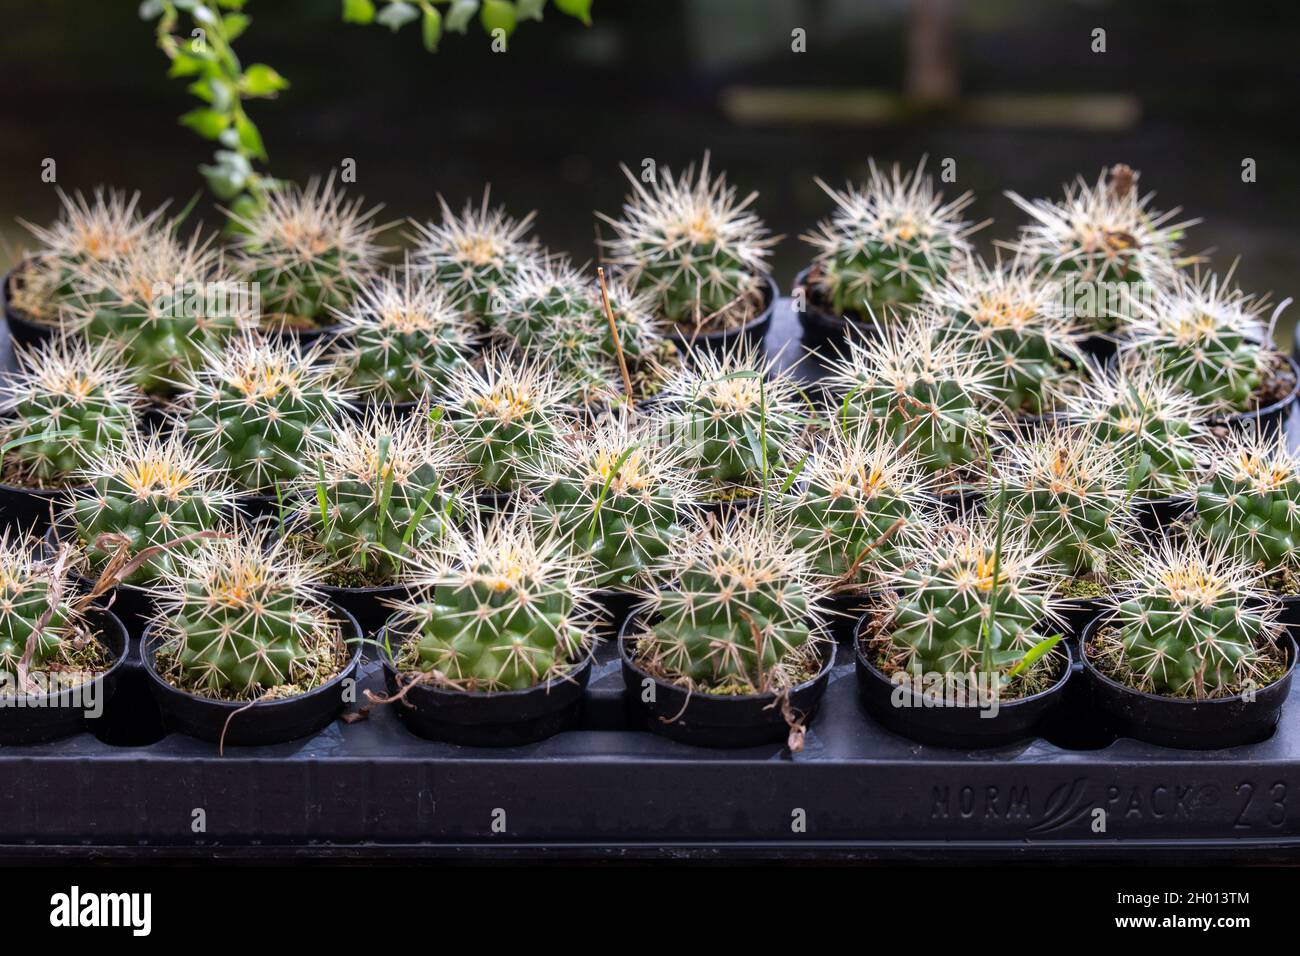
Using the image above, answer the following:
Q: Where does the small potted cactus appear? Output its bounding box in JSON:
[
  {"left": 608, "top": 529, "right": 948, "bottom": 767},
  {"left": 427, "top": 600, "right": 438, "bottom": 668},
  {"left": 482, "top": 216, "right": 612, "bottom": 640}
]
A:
[
  {"left": 1190, "top": 429, "right": 1300, "bottom": 621},
  {"left": 1004, "top": 163, "right": 1193, "bottom": 349},
  {"left": 408, "top": 188, "right": 540, "bottom": 327},
  {"left": 377, "top": 512, "right": 598, "bottom": 746},
  {"left": 656, "top": 339, "right": 807, "bottom": 507},
  {"left": 63, "top": 230, "right": 252, "bottom": 397},
  {"left": 1081, "top": 537, "right": 1295, "bottom": 749},
  {"left": 443, "top": 351, "right": 572, "bottom": 507},
  {"left": 988, "top": 423, "right": 1137, "bottom": 640},
  {"left": 826, "top": 314, "right": 1002, "bottom": 499},
  {"left": 0, "top": 339, "right": 140, "bottom": 530},
  {"left": 333, "top": 265, "right": 477, "bottom": 411},
  {"left": 227, "top": 176, "right": 385, "bottom": 339},
  {"left": 57, "top": 429, "right": 234, "bottom": 633},
  {"left": 925, "top": 257, "right": 1086, "bottom": 417},
  {"left": 1063, "top": 362, "right": 1209, "bottom": 531},
  {"left": 289, "top": 405, "right": 462, "bottom": 635},
  {"left": 527, "top": 410, "right": 702, "bottom": 635},
  {"left": 140, "top": 523, "right": 363, "bottom": 748},
  {"left": 0, "top": 531, "right": 129, "bottom": 745},
  {"left": 597, "top": 153, "right": 778, "bottom": 353},
  {"left": 780, "top": 425, "right": 933, "bottom": 634},
  {"left": 183, "top": 332, "right": 351, "bottom": 513},
  {"left": 855, "top": 518, "right": 1071, "bottom": 748},
  {"left": 5, "top": 189, "right": 170, "bottom": 347},
  {"left": 797, "top": 158, "right": 978, "bottom": 341},
  {"left": 621, "top": 511, "right": 833, "bottom": 749},
  {"left": 1119, "top": 268, "right": 1299, "bottom": 432}
]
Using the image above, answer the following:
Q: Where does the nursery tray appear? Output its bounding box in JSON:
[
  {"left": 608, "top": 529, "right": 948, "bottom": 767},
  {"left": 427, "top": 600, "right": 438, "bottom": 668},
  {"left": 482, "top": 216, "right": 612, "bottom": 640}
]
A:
[{"left": 4, "top": 301, "right": 1300, "bottom": 863}]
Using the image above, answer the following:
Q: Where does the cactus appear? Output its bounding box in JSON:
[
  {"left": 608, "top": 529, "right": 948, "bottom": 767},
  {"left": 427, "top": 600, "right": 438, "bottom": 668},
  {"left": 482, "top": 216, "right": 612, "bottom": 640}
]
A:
[
  {"left": 183, "top": 332, "right": 351, "bottom": 494},
  {"left": 926, "top": 257, "right": 1085, "bottom": 415},
  {"left": 883, "top": 520, "right": 1063, "bottom": 685},
  {"left": 63, "top": 230, "right": 251, "bottom": 396},
  {"left": 826, "top": 314, "right": 1001, "bottom": 479},
  {"left": 1063, "top": 362, "right": 1209, "bottom": 498},
  {"left": 527, "top": 411, "right": 702, "bottom": 589},
  {"left": 334, "top": 268, "right": 476, "bottom": 404},
  {"left": 1097, "top": 537, "right": 1280, "bottom": 697},
  {"left": 389, "top": 513, "right": 593, "bottom": 691},
  {"left": 657, "top": 339, "right": 805, "bottom": 492},
  {"left": 802, "top": 158, "right": 977, "bottom": 319},
  {"left": 295, "top": 406, "right": 461, "bottom": 586},
  {"left": 408, "top": 188, "right": 539, "bottom": 322},
  {"left": 780, "top": 425, "right": 932, "bottom": 589},
  {"left": 1122, "top": 268, "right": 1274, "bottom": 414},
  {"left": 597, "top": 153, "right": 776, "bottom": 333},
  {"left": 11, "top": 189, "right": 170, "bottom": 326},
  {"left": 0, "top": 339, "right": 139, "bottom": 490},
  {"left": 1192, "top": 428, "right": 1300, "bottom": 577},
  {"left": 632, "top": 512, "right": 827, "bottom": 694},
  {"left": 0, "top": 532, "right": 103, "bottom": 693},
  {"left": 228, "top": 176, "right": 384, "bottom": 331},
  {"left": 1005, "top": 164, "right": 1193, "bottom": 335},
  {"left": 70, "top": 430, "right": 233, "bottom": 587},
  {"left": 989, "top": 424, "right": 1135, "bottom": 581},
  {"left": 151, "top": 525, "right": 348, "bottom": 698},
  {"left": 444, "top": 351, "right": 571, "bottom": 492}
]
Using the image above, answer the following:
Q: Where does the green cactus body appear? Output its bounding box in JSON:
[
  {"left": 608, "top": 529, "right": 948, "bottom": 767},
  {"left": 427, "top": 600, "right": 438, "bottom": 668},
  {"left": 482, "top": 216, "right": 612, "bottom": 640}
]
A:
[
  {"left": 184, "top": 334, "right": 349, "bottom": 494},
  {"left": 781, "top": 426, "right": 931, "bottom": 588},
  {"left": 990, "top": 425, "right": 1134, "bottom": 579},
  {"left": 598, "top": 154, "right": 775, "bottom": 331},
  {"left": 1105, "top": 539, "right": 1278, "bottom": 697},
  {"left": 66, "top": 232, "right": 248, "bottom": 396},
  {"left": 803, "top": 159, "right": 975, "bottom": 318},
  {"left": 297, "top": 407, "right": 460, "bottom": 584},
  {"left": 71, "top": 431, "right": 232, "bottom": 586},
  {"left": 529, "top": 412, "right": 700, "bottom": 589},
  {"left": 1123, "top": 270, "right": 1269, "bottom": 413},
  {"left": 659, "top": 341, "right": 803, "bottom": 490},
  {"left": 394, "top": 515, "right": 591, "bottom": 691},
  {"left": 637, "top": 513, "right": 825, "bottom": 693},
  {"left": 228, "top": 177, "right": 383, "bottom": 330},
  {"left": 927, "top": 261, "right": 1084, "bottom": 416},
  {"left": 445, "top": 353, "right": 569, "bottom": 492},
  {"left": 1065, "top": 364, "right": 1208, "bottom": 498},
  {"left": 336, "top": 270, "right": 475, "bottom": 404},
  {"left": 1193, "top": 430, "right": 1300, "bottom": 573},
  {"left": 0, "top": 340, "right": 138, "bottom": 489},
  {"left": 409, "top": 189, "right": 539, "bottom": 321},
  {"left": 0, "top": 534, "right": 79, "bottom": 686},
  {"left": 828, "top": 316, "right": 1000, "bottom": 478},
  {"left": 1006, "top": 165, "right": 1190, "bottom": 335},
  {"left": 154, "top": 529, "right": 344, "bottom": 697},
  {"left": 887, "top": 521, "right": 1061, "bottom": 680}
]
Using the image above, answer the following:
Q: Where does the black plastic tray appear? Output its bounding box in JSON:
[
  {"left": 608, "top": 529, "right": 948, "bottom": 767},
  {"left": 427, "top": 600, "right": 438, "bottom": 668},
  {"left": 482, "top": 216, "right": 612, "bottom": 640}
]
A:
[{"left": 4, "top": 295, "right": 1300, "bottom": 861}]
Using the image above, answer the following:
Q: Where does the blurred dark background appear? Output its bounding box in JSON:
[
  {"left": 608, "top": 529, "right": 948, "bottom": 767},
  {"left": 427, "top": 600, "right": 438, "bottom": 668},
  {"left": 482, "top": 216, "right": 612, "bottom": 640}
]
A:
[{"left": 1, "top": 0, "right": 1297, "bottom": 336}]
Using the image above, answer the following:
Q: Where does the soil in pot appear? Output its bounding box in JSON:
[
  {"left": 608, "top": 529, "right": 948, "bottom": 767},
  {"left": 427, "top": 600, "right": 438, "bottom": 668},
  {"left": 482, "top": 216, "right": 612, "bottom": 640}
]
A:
[
  {"left": 665, "top": 274, "right": 777, "bottom": 357},
  {"left": 1081, "top": 613, "right": 1296, "bottom": 749},
  {"left": 141, "top": 602, "right": 363, "bottom": 748},
  {"left": 0, "top": 606, "right": 129, "bottom": 745},
  {"left": 1215, "top": 350, "right": 1300, "bottom": 434},
  {"left": 618, "top": 611, "right": 834, "bottom": 749},
  {"left": 854, "top": 611, "right": 1072, "bottom": 749},
  {"left": 376, "top": 618, "right": 593, "bottom": 746}
]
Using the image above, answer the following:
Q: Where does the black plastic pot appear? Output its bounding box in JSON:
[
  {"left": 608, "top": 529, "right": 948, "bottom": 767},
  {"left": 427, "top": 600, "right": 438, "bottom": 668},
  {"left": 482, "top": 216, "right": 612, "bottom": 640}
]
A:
[
  {"left": 473, "top": 488, "right": 516, "bottom": 518},
  {"left": 1054, "top": 596, "right": 1105, "bottom": 647},
  {"left": 666, "top": 274, "right": 777, "bottom": 358},
  {"left": 236, "top": 489, "right": 300, "bottom": 522},
  {"left": 315, "top": 581, "right": 410, "bottom": 638},
  {"left": 791, "top": 266, "right": 869, "bottom": 347},
  {"left": 264, "top": 320, "right": 346, "bottom": 350},
  {"left": 824, "top": 589, "right": 880, "bottom": 642},
  {"left": 1217, "top": 353, "right": 1300, "bottom": 435},
  {"left": 1081, "top": 613, "right": 1297, "bottom": 750},
  {"left": 591, "top": 587, "right": 642, "bottom": 640},
  {"left": 377, "top": 619, "right": 593, "bottom": 746},
  {"left": 1079, "top": 334, "right": 1118, "bottom": 363},
  {"left": 938, "top": 486, "right": 985, "bottom": 520},
  {"left": 140, "top": 602, "right": 363, "bottom": 747},
  {"left": 1278, "top": 594, "right": 1300, "bottom": 629},
  {"left": 853, "top": 612, "right": 1073, "bottom": 749},
  {"left": 618, "top": 611, "right": 834, "bottom": 749},
  {"left": 0, "top": 606, "right": 129, "bottom": 745},
  {"left": 2, "top": 267, "right": 59, "bottom": 351},
  {"left": 1132, "top": 494, "right": 1192, "bottom": 534},
  {"left": 0, "top": 479, "right": 84, "bottom": 534}
]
